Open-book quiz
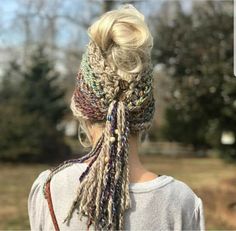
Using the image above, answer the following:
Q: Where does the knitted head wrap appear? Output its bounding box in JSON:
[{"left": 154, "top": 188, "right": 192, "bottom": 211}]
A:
[
  {"left": 71, "top": 40, "right": 155, "bottom": 132},
  {"left": 43, "top": 5, "right": 155, "bottom": 231}
]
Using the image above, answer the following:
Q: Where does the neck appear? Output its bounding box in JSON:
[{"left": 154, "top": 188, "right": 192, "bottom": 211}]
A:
[
  {"left": 91, "top": 131, "right": 151, "bottom": 183},
  {"left": 128, "top": 134, "right": 152, "bottom": 182}
]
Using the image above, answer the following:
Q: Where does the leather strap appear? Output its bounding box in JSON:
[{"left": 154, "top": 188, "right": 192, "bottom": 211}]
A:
[{"left": 45, "top": 180, "right": 60, "bottom": 231}]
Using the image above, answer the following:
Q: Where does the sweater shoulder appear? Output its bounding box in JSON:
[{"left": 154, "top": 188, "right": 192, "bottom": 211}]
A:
[
  {"left": 49, "top": 162, "right": 87, "bottom": 198},
  {"left": 167, "top": 177, "right": 201, "bottom": 210},
  {"left": 50, "top": 162, "right": 87, "bottom": 184},
  {"left": 28, "top": 169, "right": 51, "bottom": 230}
]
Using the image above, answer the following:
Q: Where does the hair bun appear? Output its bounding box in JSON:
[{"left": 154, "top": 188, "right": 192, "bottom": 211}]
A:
[
  {"left": 88, "top": 4, "right": 153, "bottom": 77},
  {"left": 118, "top": 4, "right": 145, "bottom": 21}
]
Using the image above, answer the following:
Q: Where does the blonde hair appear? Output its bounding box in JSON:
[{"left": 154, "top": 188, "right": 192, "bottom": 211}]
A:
[
  {"left": 43, "top": 4, "right": 155, "bottom": 230},
  {"left": 88, "top": 4, "right": 153, "bottom": 77}
]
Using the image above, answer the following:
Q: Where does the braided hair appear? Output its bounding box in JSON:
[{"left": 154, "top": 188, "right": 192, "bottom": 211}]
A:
[{"left": 43, "top": 4, "right": 155, "bottom": 231}]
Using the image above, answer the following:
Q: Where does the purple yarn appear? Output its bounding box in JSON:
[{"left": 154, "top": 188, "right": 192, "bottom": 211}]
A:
[
  {"left": 48, "top": 134, "right": 104, "bottom": 176},
  {"left": 97, "top": 101, "right": 127, "bottom": 230},
  {"left": 79, "top": 143, "right": 103, "bottom": 182},
  {"left": 111, "top": 148, "right": 125, "bottom": 227},
  {"left": 111, "top": 109, "right": 130, "bottom": 227},
  {"left": 99, "top": 140, "right": 116, "bottom": 206},
  {"left": 98, "top": 101, "right": 118, "bottom": 228}
]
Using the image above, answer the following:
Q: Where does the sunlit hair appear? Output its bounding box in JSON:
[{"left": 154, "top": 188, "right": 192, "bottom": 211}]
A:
[{"left": 43, "top": 4, "right": 155, "bottom": 230}]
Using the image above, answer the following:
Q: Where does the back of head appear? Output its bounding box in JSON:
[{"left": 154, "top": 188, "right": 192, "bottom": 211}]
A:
[
  {"left": 71, "top": 4, "right": 155, "bottom": 133},
  {"left": 66, "top": 4, "right": 155, "bottom": 230}
]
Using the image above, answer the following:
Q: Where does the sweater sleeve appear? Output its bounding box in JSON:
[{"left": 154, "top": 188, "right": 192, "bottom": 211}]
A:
[
  {"left": 27, "top": 170, "right": 51, "bottom": 231},
  {"left": 188, "top": 197, "right": 205, "bottom": 231}
]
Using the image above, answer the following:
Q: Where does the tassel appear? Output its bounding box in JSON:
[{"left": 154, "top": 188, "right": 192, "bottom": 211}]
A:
[{"left": 63, "top": 100, "right": 131, "bottom": 230}]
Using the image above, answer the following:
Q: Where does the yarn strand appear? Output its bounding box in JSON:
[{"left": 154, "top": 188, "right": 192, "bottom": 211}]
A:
[{"left": 62, "top": 100, "right": 131, "bottom": 231}]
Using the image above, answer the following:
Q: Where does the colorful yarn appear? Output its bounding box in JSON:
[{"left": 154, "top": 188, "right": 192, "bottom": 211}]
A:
[{"left": 43, "top": 40, "right": 155, "bottom": 230}]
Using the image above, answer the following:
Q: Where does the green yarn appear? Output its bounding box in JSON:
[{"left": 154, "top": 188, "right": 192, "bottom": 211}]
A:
[
  {"left": 80, "top": 50, "right": 105, "bottom": 98},
  {"left": 81, "top": 46, "right": 153, "bottom": 111}
]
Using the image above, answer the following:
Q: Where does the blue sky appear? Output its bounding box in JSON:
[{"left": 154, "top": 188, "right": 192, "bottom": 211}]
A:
[{"left": 0, "top": 0, "right": 193, "bottom": 48}]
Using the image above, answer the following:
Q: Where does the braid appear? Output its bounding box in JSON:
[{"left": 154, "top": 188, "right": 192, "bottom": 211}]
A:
[
  {"left": 42, "top": 134, "right": 104, "bottom": 197},
  {"left": 42, "top": 8, "right": 155, "bottom": 229},
  {"left": 60, "top": 100, "right": 130, "bottom": 230}
]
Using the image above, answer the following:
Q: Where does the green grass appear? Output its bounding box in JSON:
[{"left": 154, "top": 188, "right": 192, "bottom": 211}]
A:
[
  {"left": 140, "top": 155, "right": 236, "bottom": 188},
  {"left": 0, "top": 156, "right": 236, "bottom": 230},
  {"left": 0, "top": 163, "right": 49, "bottom": 230}
]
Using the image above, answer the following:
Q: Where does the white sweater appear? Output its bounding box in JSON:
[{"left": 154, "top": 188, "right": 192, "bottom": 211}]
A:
[{"left": 28, "top": 163, "right": 205, "bottom": 231}]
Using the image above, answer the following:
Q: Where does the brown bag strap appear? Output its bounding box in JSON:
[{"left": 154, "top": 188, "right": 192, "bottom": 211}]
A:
[{"left": 45, "top": 180, "right": 60, "bottom": 231}]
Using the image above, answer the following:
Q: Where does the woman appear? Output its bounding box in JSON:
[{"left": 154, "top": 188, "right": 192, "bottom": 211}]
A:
[{"left": 28, "top": 4, "right": 205, "bottom": 231}]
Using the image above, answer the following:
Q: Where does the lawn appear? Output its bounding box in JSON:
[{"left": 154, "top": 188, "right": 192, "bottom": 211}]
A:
[{"left": 0, "top": 156, "right": 235, "bottom": 230}]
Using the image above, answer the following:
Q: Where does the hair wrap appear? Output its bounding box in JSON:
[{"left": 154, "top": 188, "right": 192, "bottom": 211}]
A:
[{"left": 43, "top": 37, "right": 155, "bottom": 230}]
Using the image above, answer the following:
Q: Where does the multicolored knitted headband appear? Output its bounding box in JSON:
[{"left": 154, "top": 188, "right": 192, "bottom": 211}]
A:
[{"left": 43, "top": 40, "right": 155, "bottom": 230}]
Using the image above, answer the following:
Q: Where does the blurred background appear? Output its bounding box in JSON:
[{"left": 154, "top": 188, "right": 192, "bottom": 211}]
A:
[{"left": 0, "top": 0, "right": 235, "bottom": 230}]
